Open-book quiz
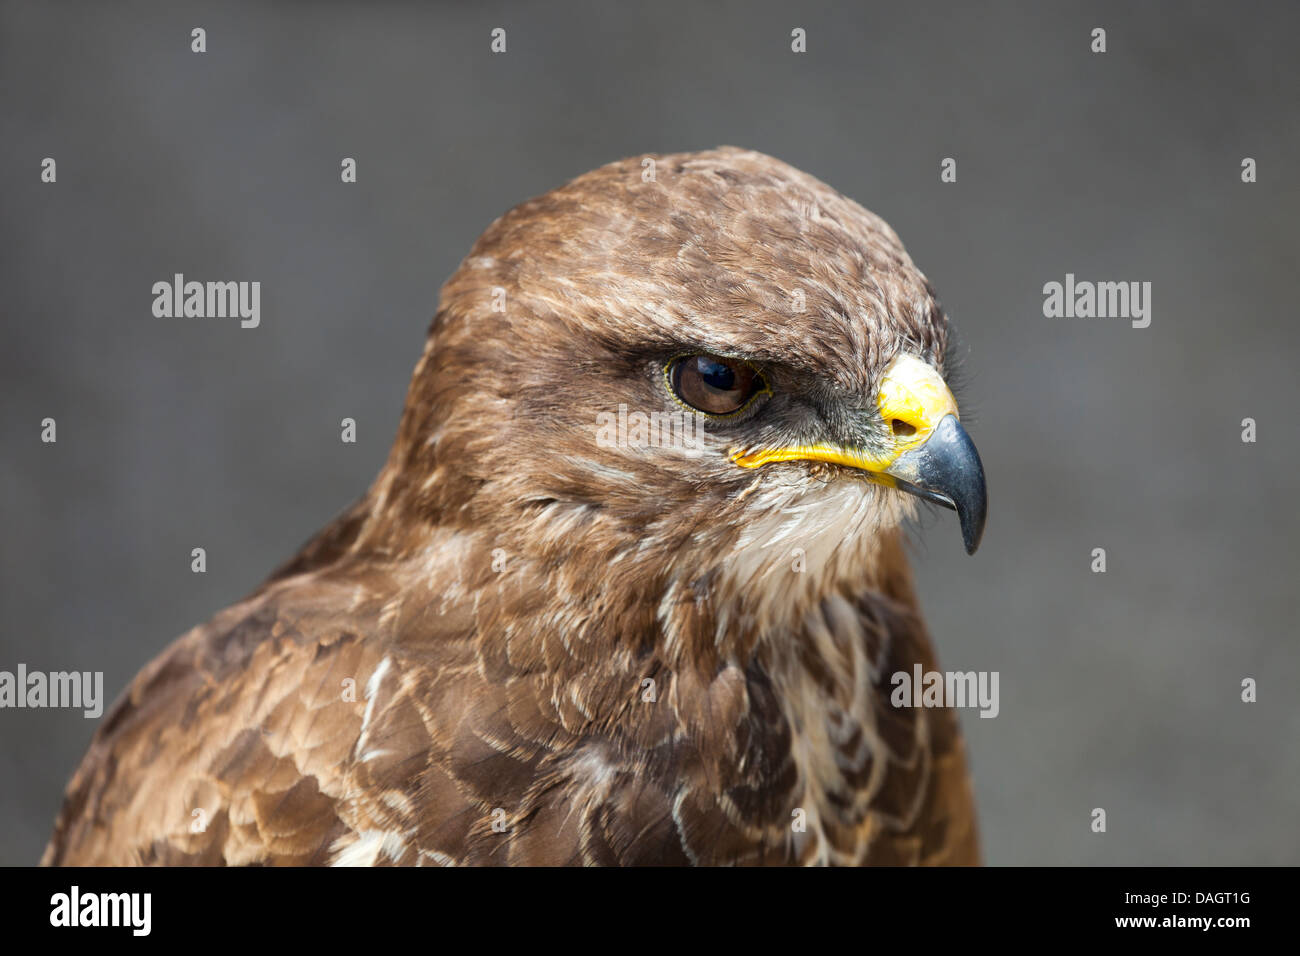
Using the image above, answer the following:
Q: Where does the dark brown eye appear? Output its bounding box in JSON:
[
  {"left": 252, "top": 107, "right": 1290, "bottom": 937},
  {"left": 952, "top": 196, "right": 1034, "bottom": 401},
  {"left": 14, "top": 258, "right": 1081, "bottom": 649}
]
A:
[{"left": 668, "top": 354, "right": 766, "bottom": 415}]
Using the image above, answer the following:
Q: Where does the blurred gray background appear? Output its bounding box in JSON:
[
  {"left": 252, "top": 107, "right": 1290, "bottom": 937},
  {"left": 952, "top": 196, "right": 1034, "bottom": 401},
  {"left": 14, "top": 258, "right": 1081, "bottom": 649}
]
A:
[{"left": 2, "top": 0, "right": 1297, "bottom": 866}]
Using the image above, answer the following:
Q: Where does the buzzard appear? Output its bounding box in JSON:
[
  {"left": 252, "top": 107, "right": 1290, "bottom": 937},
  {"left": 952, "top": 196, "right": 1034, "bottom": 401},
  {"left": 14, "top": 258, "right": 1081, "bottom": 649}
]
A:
[{"left": 45, "top": 147, "right": 987, "bottom": 866}]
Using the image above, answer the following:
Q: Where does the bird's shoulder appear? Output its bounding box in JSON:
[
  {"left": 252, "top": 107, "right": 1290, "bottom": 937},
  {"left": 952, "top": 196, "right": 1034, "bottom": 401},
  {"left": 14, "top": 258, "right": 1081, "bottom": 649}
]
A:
[{"left": 43, "top": 570, "right": 392, "bottom": 865}]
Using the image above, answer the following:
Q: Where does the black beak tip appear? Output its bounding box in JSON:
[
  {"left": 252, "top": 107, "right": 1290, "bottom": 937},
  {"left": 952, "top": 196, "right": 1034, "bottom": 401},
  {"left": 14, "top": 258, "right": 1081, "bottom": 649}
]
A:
[
  {"left": 960, "top": 502, "right": 985, "bottom": 555},
  {"left": 943, "top": 417, "right": 987, "bottom": 556}
]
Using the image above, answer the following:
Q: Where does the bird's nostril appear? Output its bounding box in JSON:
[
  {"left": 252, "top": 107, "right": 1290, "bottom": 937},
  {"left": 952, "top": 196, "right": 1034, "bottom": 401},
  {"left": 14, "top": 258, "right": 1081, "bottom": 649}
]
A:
[{"left": 891, "top": 419, "right": 917, "bottom": 438}]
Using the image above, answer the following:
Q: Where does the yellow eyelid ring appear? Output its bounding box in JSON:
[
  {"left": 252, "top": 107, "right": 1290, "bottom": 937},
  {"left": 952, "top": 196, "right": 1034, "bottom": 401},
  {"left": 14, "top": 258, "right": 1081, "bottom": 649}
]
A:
[{"left": 730, "top": 354, "right": 987, "bottom": 555}]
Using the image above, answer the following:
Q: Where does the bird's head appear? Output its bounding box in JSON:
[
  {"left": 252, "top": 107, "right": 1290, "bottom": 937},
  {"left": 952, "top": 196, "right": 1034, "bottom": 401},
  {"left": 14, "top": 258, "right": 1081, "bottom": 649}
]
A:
[{"left": 380, "top": 147, "right": 985, "bottom": 627}]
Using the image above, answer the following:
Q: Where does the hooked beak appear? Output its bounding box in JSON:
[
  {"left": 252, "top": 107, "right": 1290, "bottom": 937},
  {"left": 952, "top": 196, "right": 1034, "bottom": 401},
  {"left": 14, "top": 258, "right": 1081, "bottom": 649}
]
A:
[{"left": 730, "top": 354, "right": 988, "bottom": 554}]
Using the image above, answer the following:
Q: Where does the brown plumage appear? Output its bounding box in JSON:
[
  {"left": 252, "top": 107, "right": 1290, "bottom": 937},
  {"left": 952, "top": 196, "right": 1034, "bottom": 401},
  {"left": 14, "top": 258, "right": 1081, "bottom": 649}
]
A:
[{"left": 45, "top": 147, "right": 982, "bottom": 866}]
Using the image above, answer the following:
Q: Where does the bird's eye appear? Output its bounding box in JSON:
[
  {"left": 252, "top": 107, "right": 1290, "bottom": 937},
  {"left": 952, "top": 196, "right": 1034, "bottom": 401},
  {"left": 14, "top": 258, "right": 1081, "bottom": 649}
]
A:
[{"left": 667, "top": 354, "right": 767, "bottom": 416}]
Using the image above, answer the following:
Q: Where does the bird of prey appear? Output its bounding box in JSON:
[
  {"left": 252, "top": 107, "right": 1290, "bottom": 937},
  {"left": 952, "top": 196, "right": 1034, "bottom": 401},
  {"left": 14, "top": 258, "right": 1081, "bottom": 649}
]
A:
[{"left": 45, "top": 147, "right": 987, "bottom": 866}]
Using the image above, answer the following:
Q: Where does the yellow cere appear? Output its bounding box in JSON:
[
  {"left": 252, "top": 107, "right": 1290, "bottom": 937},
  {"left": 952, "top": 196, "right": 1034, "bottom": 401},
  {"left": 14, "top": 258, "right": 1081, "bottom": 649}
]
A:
[
  {"left": 874, "top": 353, "right": 959, "bottom": 451},
  {"left": 730, "top": 354, "right": 959, "bottom": 473}
]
